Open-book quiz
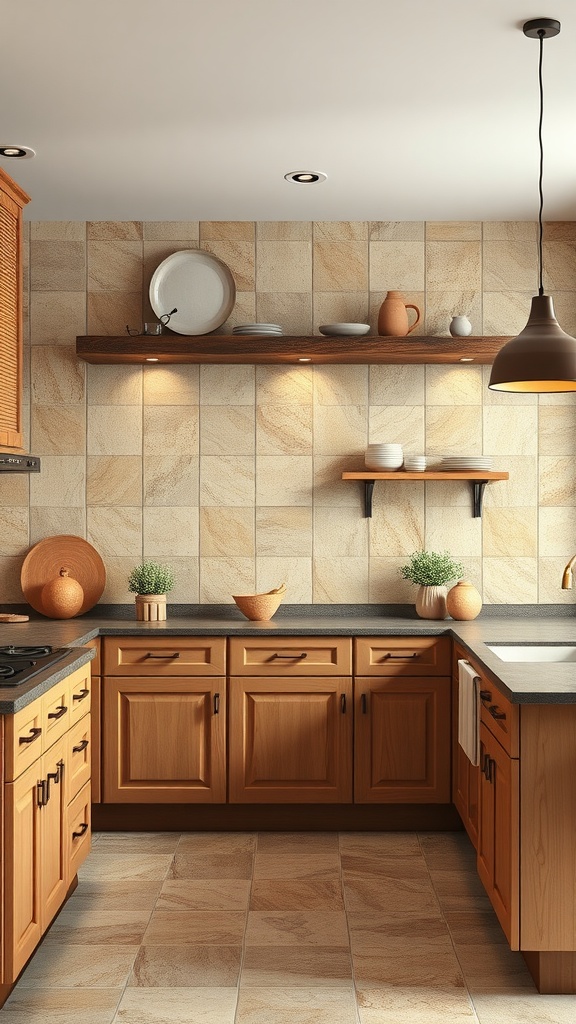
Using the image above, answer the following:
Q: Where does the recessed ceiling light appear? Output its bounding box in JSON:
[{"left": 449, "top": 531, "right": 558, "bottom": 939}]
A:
[
  {"left": 284, "top": 171, "right": 327, "bottom": 184},
  {"left": 0, "top": 145, "right": 36, "bottom": 159}
]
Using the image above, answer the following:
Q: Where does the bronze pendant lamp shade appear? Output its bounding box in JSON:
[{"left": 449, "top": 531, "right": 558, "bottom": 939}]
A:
[{"left": 489, "top": 18, "right": 576, "bottom": 393}]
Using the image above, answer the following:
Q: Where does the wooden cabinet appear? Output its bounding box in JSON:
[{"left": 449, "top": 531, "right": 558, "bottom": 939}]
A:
[
  {"left": 477, "top": 721, "right": 519, "bottom": 949},
  {"left": 354, "top": 637, "right": 451, "bottom": 804},
  {"left": 102, "top": 637, "right": 226, "bottom": 804},
  {"left": 0, "top": 167, "right": 30, "bottom": 452}
]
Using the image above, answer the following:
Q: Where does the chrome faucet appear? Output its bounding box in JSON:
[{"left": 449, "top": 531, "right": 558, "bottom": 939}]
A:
[{"left": 562, "top": 554, "right": 576, "bottom": 589}]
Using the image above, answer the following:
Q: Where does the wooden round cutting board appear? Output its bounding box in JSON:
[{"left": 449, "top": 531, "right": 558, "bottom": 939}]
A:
[{"left": 21, "top": 535, "right": 106, "bottom": 616}]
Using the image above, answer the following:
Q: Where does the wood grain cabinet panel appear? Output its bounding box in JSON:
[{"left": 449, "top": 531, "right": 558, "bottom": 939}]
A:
[
  {"left": 228, "top": 677, "right": 353, "bottom": 803},
  {"left": 477, "top": 722, "right": 519, "bottom": 949},
  {"left": 67, "top": 715, "right": 91, "bottom": 804},
  {"left": 103, "top": 636, "right": 226, "bottom": 677},
  {"left": 0, "top": 168, "right": 29, "bottom": 452},
  {"left": 67, "top": 782, "right": 91, "bottom": 880},
  {"left": 103, "top": 678, "right": 226, "bottom": 803},
  {"left": 355, "top": 636, "right": 451, "bottom": 676},
  {"left": 228, "top": 637, "right": 351, "bottom": 676},
  {"left": 4, "top": 695, "right": 44, "bottom": 782}
]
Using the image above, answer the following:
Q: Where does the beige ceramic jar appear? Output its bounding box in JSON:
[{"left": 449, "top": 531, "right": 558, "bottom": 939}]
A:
[{"left": 446, "top": 580, "right": 482, "bottom": 620}]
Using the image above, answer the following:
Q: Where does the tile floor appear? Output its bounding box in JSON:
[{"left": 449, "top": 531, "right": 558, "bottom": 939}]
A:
[{"left": 3, "top": 830, "right": 576, "bottom": 1023}]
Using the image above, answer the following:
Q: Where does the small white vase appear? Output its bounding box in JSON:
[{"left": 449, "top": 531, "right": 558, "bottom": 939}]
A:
[
  {"left": 449, "top": 315, "right": 472, "bottom": 337},
  {"left": 415, "top": 585, "right": 449, "bottom": 620}
]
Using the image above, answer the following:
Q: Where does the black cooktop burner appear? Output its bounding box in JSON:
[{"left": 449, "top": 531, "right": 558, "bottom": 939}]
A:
[
  {"left": 0, "top": 645, "right": 53, "bottom": 658},
  {"left": 0, "top": 645, "right": 69, "bottom": 687}
]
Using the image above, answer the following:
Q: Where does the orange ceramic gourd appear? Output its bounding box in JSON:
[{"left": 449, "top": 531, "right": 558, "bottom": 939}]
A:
[
  {"left": 41, "top": 566, "right": 84, "bottom": 619},
  {"left": 446, "top": 580, "right": 482, "bottom": 621},
  {"left": 378, "top": 290, "right": 422, "bottom": 337}
]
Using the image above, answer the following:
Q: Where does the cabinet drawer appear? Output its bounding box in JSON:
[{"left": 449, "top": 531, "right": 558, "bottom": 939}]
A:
[
  {"left": 228, "top": 637, "right": 352, "bottom": 676},
  {"left": 104, "top": 636, "right": 226, "bottom": 676},
  {"left": 67, "top": 714, "right": 91, "bottom": 804},
  {"left": 67, "top": 782, "right": 91, "bottom": 880},
  {"left": 43, "top": 679, "right": 71, "bottom": 749},
  {"left": 5, "top": 694, "right": 44, "bottom": 781},
  {"left": 480, "top": 683, "right": 518, "bottom": 758},
  {"left": 68, "top": 664, "right": 91, "bottom": 725},
  {"left": 355, "top": 636, "right": 451, "bottom": 676}
]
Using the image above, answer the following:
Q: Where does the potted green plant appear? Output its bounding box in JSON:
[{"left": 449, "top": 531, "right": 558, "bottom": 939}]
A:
[
  {"left": 399, "top": 550, "right": 465, "bottom": 619},
  {"left": 128, "top": 561, "right": 176, "bottom": 621}
]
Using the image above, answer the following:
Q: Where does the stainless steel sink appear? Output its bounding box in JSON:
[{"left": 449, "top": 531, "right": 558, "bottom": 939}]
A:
[{"left": 486, "top": 644, "right": 576, "bottom": 663}]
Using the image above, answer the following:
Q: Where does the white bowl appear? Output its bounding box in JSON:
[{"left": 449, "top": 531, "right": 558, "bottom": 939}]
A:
[
  {"left": 319, "top": 323, "right": 370, "bottom": 337},
  {"left": 365, "top": 458, "right": 403, "bottom": 470}
]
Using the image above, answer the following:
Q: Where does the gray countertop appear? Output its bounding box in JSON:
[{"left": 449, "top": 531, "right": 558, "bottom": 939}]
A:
[{"left": 0, "top": 609, "right": 574, "bottom": 711}]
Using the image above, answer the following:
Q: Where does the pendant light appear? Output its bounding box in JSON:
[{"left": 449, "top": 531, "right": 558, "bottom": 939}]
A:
[{"left": 488, "top": 17, "right": 576, "bottom": 393}]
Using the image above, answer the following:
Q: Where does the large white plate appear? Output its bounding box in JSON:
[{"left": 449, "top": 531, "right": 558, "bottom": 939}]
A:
[{"left": 149, "top": 251, "right": 236, "bottom": 335}]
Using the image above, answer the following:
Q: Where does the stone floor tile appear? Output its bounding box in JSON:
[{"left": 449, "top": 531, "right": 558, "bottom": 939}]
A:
[
  {"left": 472, "top": 992, "right": 576, "bottom": 1024},
  {"left": 79, "top": 853, "right": 173, "bottom": 882},
  {"left": 16, "top": 944, "right": 139, "bottom": 988},
  {"left": 157, "top": 879, "right": 251, "bottom": 911},
  {"left": 256, "top": 832, "right": 340, "bottom": 854},
  {"left": 169, "top": 852, "right": 254, "bottom": 880},
  {"left": 142, "top": 910, "right": 246, "bottom": 945},
  {"left": 352, "top": 948, "right": 466, "bottom": 988},
  {"left": 2, "top": 987, "right": 121, "bottom": 1024},
  {"left": 45, "top": 909, "right": 152, "bottom": 945},
  {"left": 357, "top": 985, "right": 478, "bottom": 1023},
  {"left": 69, "top": 880, "right": 163, "bottom": 911},
  {"left": 250, "top": 879, "right": 344, "bottom": 911},
  {"left": 94, "top": 831, "right": 181, "bottom": 854},
  {"left": 245, "top": 910, "right": 349, "bottom": 947},
  {"left": 342, "top": 875, "right": 440, "bottom": 914},
  {"left": 253, "top": 853, "right": 341, "bottom": 880},
  {"left": 339, "top": 832, "right": 422, "bottom": 857},
  {"left": 236, "top": 985, "right": 358, "bottom": 1023},
  {"left": 128, "top": 945, "right": 242, "bottom": 987},
  {"left": 113, "top": 986, "right": 238, "bottom": 1023},
  {"left": 455, "top": 943, "right": 537, "bottom": 993},
  {"left": 176, "top": 832, "right": 257, "bottom": 854},
  {"left": 241, "top": 946, "right": 353, "bottom": 987}
]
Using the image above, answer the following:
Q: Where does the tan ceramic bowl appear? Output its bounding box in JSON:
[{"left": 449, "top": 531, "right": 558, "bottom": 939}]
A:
[{"left": 232, "top": 584, "right": 286, "bottom": 621}]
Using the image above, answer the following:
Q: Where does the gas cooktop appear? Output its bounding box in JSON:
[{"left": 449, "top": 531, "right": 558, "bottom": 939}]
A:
[{"left": 0, "top": 645, "right": 69, "bottom": 686}]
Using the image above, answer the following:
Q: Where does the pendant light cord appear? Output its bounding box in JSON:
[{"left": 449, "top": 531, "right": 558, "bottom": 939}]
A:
[{"left": 537, "top": 29, "right": 545, "bottom": 295}]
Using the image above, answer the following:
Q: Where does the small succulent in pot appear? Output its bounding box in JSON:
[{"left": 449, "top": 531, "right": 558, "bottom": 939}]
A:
[
  {"left": 399, "top": 550, "right": 465, "bottom": 620},
  {"left": 128, "top": 561, "right": 176, "bottom": 621}
]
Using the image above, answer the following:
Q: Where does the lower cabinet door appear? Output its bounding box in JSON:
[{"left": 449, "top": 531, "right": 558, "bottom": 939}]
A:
[
  {"left": 454, "top": 740, "right": 480, "bottom": 849},
  {"left": 4, "top": 762, "right": 43, "bottom": 980},
  {"left": 354, "top": 676, "right": 451, "bottom": 803},
  {"left": 477, "top": 723, "right": 519, "bottom": 948},
  {"left": 228, "top": 677, "right": 353, "bottom": 803},
  {"left": 68, "top": 782, "right": 92, "bottom": 880},
  {"left": 40, "top": 735, "right": 68, "bottom": 928},
  {"left": 103, "top": 677, "right": 226, "bottom": 803}
]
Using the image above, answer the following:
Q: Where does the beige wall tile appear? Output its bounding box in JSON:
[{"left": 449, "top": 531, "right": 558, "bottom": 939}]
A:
[
  {"left": 313, "top": 557, "right": 369, "bottom": 603},
  {"left": 482, "top": 457, "right": 538, "bottom": 507},
  {"left": 221, "top": 291, "right": 257, "bottom": 331},
  {"left": 156, "top": 556, "right": 199, "bottom": 603},
  {"left": 87, "top": 364, "right": 142, "bottom": 405},
  {"left": 143, "top": 221, "right": 199, "bottom": 240},
  {"left": 369, "top": 365, "right": 425, "bottom": 406},
  {"left": 314, "top": 507, "right": 368, "bottom": 557},
  {"left": 31, "top": 405, "right": 86, "bottom": 455},
  {"left": 201, "top": 406, "right": 255, "bottom": 455},
  {"left": 426, "top": 365, "right": 483, "bottom": 405},
  {"left": 426, "top": 406, "right": 483, "bottom": 457},
  {"left": 314, "top": 241, "right": 368, "bottom": 292},
  {"left": 87, "top": 291, "right": 143, "bottom": 335},
  {"left": 368, "top": 557, "right": 416, "bottom": 603},
  {"left": 256, "top": 507, "right": 313, "bottom": 556},
  {"left": 100, "top": 556, "right": 139, "bottom": 604},
  {"left": 483, "top": 508, "right": 537, "bottom": 557},
  {"left": 426, "top": 242, "right": 481, "bottom": 292},
  {"left": 200, "top": 239, "right": 255, "bottom": 291},
  {"left": 539, "top": 456, "right": 576, "bottom": 505},
  {"left": 31, "top": 346, "right": 85, "bottom": 404},
  {"left": 482, "top": 291, "right": 533, "bottom": 336},
  {"left": 30, "top": 507, "right": 86, "bottom": 543},
  {"left": 0, "top": 475, "right": 29, "bottom": 506},
  {"left": 30, "top": 222, "right": 86, "bottom": 241},
  {"left": 313, "top": 292, "right": 369, "bottom": 331},
  {"left": 369, "top": 241, "right": 425, "bottom": 292},
  {"left": 30, "top": 292, "right": 86, "bottom": 345},
  {"left": 369, "top": 483, "right": 425, "bottom": 556},
  {"left": 200, "top": 507, "right": 255, "bottom": 556},
  {"left": 199, "top": 557, "right": 255, "bottom": 602},
  {"left": 539, "top": 557, "right": 576, "bottom": 604},
  {"left": 200, "top": 222, "right": 255, "bottom": 241},
  {"left": 256, "top": 456, "right": 313, "bottom": 506},
  {"left": 426, "top": 222, "right": 481, "bottom": 241},
  {"left": 144, "top": 453, "right": 199, "bottom": 508},
  {"left": 88, "top": 406, "right": 142, "bottom": 456},
  {"left": 257, "top": 222, "right": 312, "bottom": 240},
  {"left": 539, "top": 403, "right": 576, "bottom": 455},
  {"left": 144, "top": 405, "right": 199, "bottom": 452},
  {"left": 483, "top": 242, "right": 536, "bottom": 291},
  {"left": 256, "top": 404, "right": 313, "bottom": 455},
  {"left": 315, "top": 222, "right": 368, "bottom": 241},
  {"left": 314, "top": 406, "right": 367, "bottom": 456},
  {"left": 313, "top": 456, "right": 368, "bottom": 509},
  {"left": 0, "top": 556, "right": 26, "bottom": 601},
  {"left": 424, "top": 291, "right": 482, "bottom": 337},
  {"left": 255, "top": 292, "right": 312, "bottom": 334},
  {"left": 143, "top": 365, "right": 199, "bottom": 405},
  {"left": 87, "top": 241, "right": 142, "bottom": 292},
  {"left": 369, "top": 406, "right": 425, "bottom": 451},
  {"left": 548, "top": 291, "right": 576, "bottom": 337},
  {"left": 256, "top": 366, "right": 313, "bottom": 405},
  {"left": 483, "top": 222, "right": 537, "bottom": 241},
  {"left": 87, "top": 456, "right": 142, "bottom": 506},
  {"left": 0, "top": 508, "right": 29, "bottom": 555},
  {"left": 256, "top": 557, "right": 312, "bottom": 602},
  {"left": 87, "top": 222, "right": 142, "bottom": 240},
  {"left": 483, "top": 557, "right": 538, "bottom": 603},
  {"left": 314, "top": 366, "right": 368, "bottom": 406},
  {"left": 370, "top": 222, "right": 425, "bottom": 241},
  {"left": 200, "top": 365, "right": 255, "bottom": 405},
  {"left": 30, "top": 241, "right": 86, "bottom": 291},
  {"left": 256, "top": 241, "right": 312, "bottom": 292},
  {"left": 143, "top": 507, "right": 199, "bottom": 557},
  {"left": 200, "top": 456, "right": 255, "bottom": 507},
  {"left": 539, "top": 507, "right": 576, "bottom": 556},
  {"left": 542, "top": 241, "right": 576, "bottom": 290},
  {"left": 483, "top": 406, "right": 538, "bottom": 456},
  {"left": 30, "top": 456, "right": 85, "bottom": 508},
  {"left": 87, "top": 507, "right": 142, "bottom": 557},
  {"left": 544, "top": 221, "right": 576, "bottom": 241}
]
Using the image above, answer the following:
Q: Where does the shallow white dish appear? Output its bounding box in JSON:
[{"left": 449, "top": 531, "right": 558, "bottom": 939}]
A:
[
  {"left": 233, "top": 324, "right": 282, "bottom": 331},
  {"left": 319, "top": 323, "right": 370, "bottom": 337},
  {"left": 149, "top": 250, "right": 236, "bottom": 336}
]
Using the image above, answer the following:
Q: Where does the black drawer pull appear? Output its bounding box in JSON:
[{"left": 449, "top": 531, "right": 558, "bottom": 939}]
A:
[
  {"left": 341, "top": 693, "right": 347, "bottom": 713},
  {"left": 213, "top": 692, "right": 220, "bottom": 715},
  {"left": 480, "top": 690, "right": 492, "bottom": 702},
  {"left": 361, "top": 693, "right": 368, "bottom": 714},
  {"left": 48, "top": 704, "right": 68, "bottom": 720},
  {"left": 19, "top": 726, "right": 42, "bottom": 745},
  {"left": 489, "top": 704, "right": 506, "bottom": 720},
  {"left": 272, "top": 652, "right": 308, "bottom": 660},
  {"left": 146, "top": 652, "right": 181, "bottom": 659},
  {"left": 73, "top": 688, "right": 90, "bottom": 702},
  {"left": 383, "top": 652, "right": 420, "bottom": 660},
  {"left": 73, "top": 738, "right": 89, "bottom": 753},
  {"left": 37, "top": 779, "right": 47, "bottom": 807},
  {"left": 72, "top": 822, "right": 89, "bottom": 839}
]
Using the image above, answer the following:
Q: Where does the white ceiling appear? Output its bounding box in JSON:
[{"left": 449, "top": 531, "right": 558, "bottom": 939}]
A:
[{"left": 3, "top": 0, "right": 576, "bottom": 221}]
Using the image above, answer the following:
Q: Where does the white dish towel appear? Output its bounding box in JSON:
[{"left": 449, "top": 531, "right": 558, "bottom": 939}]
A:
[{"left": 458, "top": 659, "right": 481, "bottom": 766}]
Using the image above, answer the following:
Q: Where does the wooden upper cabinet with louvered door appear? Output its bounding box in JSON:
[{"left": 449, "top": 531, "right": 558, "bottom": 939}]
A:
[{"left": 0, "top": 167, "right": 30, "bottom": 452}]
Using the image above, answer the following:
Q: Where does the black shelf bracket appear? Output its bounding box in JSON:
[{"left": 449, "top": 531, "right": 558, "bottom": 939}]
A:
[{"left": 364, "top": 480, "right": 376, "bottom": 517}]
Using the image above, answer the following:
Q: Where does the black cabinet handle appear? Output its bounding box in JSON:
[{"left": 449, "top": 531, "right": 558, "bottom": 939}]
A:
[
  {"left": 272, "top": 652, "right": 308, "bottom": 660},
  {"left": 361, "top": 693, "right": 368, "bottom": 714},
  {"left": 48, "top": 704, "right": 68, "bottom": 720},
  {"left": 146, "top": 652, "right": 180, "bottom": 659},
  {"left": 73, "top": 688, "right": 90, "bottom": 702},
  {"left": 213, "top": 692, "right": 220, "bottom": 715},
  {"left": 73, "top": 738, "right": 89, "bottom": 753},
  {"left": 37, "top": 779, "right": 47, "bottom": 807},
  {"left": 383, "top": 652, "right": 419, "bottom": 660},
  {"left": 46, "top": 759, "right": 65, "bottom": 802},
  {"left": 19, "top": 726, "right": 42, "bottom": 745},
  {"left": 341, "top": 693, "right": 347, "bottom": 713},
  {"left": 72, "top": 822, "right": 89, "bottom": 839},
  {"left": 480, "top": 690, "right": 492, "bottom": 702},
  {"left": 489, "top": 705, "right": 506, "bottom": 720}
]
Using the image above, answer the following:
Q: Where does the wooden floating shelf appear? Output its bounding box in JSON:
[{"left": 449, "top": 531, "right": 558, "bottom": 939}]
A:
[
  {"left": 76, "top": 335, "right": 510, "bottom": 366},
  {"left": 342, "top": 471, "right": 509, "bottom": 518}
]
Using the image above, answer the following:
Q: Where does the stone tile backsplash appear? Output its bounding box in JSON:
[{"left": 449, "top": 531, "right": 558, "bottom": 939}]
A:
[{"left": 1, "top": 219, "right": 575, "bottom": 606}]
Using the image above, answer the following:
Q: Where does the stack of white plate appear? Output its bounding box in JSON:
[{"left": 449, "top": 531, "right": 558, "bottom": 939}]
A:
[
  {"left": 233, "top": 323, "right": 283, "bottom": 336},
  {"left": 442, "top": 456, "right": 494, "bottom": 471},
  {"left": 365, "top": 443, "right": 403, "bottom": 470},
  {"left": 404, "top": 455, "right": 427, "bottom": 472}
]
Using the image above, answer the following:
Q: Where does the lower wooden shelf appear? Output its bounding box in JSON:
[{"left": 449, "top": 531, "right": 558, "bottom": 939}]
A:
[{"left": 342, "top": 471, "right": 509, "bottom": 517}]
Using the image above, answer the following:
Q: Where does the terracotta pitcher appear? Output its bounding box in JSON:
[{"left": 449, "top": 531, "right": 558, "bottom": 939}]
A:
[{"left": 378, "top": 290, "right": 422, "bottom": 337}]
